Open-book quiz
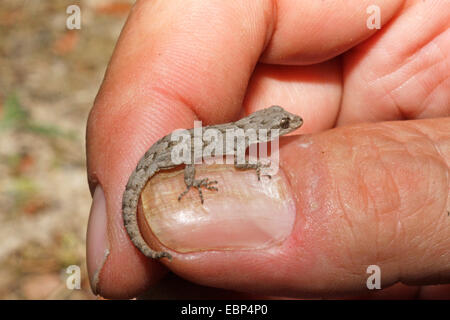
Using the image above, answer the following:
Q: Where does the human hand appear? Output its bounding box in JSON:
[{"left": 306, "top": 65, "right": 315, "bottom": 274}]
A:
[{"left": 86, "top": 0, "right": 450, "bottom": 299}]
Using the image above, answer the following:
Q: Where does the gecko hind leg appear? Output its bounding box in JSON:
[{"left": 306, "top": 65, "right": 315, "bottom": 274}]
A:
[
  {"left": 178, "top": 164, "right": 218, "bottom": 204},
  {"left": 234, "top": 159, "right": 272, "bottom": 180}
]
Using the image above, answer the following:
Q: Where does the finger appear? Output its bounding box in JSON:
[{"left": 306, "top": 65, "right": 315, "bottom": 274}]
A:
[
  {"left": 418, "top": 284, "right": 450, "bottom": 299},
  {"left": 244, "top": 60, "right": 342, "bottom": 133},
  {"left": 86, "top": 185, "right": 167, "bottom": 298},
  {"left": 261, "top": 0, "right": 404, "bottom": 64},
  {"left": 138, "top": 118, "right": 449, "bottom": 297},
  {"left": 87, "top": 0, "right": 404, "bottom": 298},
  {"left": 138, "top": 273, "right": 271, "bottom": 300},
  {"left": 338, "top": 0, "right": 450, "bottom": 125}
]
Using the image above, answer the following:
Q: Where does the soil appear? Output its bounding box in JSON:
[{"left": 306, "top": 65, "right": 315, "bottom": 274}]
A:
[{"left": 0, "top": 0, "right": 133, "bottom": 299}]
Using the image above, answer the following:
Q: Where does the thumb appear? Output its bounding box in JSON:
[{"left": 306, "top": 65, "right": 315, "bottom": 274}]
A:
[{"left": 138, "top": 117, "right": 450, "bottom": 297}]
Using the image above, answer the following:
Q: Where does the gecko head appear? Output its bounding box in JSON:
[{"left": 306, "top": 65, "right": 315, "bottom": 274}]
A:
[{"left": 257, "top": 105, "right": 303, "bottom": 136}]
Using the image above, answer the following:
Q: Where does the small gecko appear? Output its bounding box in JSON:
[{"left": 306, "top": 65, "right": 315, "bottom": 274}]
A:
[{"left": 122, "top": 105, "right": 303, "bottom": 260}]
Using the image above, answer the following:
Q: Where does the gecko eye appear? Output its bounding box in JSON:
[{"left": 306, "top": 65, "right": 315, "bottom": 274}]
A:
[{"left": 280, "top": 117, "right": 290, "bottom": 129}]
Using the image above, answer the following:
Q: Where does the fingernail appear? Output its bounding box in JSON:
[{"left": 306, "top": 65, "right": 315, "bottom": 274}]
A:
[
  {"left": 86, "top": 185, "right": 110, "bottom": 295},
  {"left": 139, "top": 164, "right": 296, "bottom": 253}
]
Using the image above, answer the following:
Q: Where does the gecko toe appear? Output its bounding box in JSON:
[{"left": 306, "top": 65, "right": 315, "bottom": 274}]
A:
[
  {"left": 179, "top": 178, "right": 219, "bottom": 203},
  {"left": 178, "top": 186, "right": 191, "bottom": 201}
]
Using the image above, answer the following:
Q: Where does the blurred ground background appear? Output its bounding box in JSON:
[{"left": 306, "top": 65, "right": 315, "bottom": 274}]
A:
[{"left": 0, "top": 0, "right": 134, "bottom": 299}]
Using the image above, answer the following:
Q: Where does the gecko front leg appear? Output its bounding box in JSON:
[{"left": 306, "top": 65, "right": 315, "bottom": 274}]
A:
[{"left": 178, "top": 164, "right": 218, "bottom": 204}]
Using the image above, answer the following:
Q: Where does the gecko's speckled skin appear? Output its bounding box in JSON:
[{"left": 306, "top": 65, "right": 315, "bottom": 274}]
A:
[{"left": 122, "top": 106, "right": 303, "bottom": 260}]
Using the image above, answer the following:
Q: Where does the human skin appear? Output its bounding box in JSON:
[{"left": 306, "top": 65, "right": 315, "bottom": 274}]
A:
[{"left": 86, "top": 0, "right": 450, "bottom": 299}]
